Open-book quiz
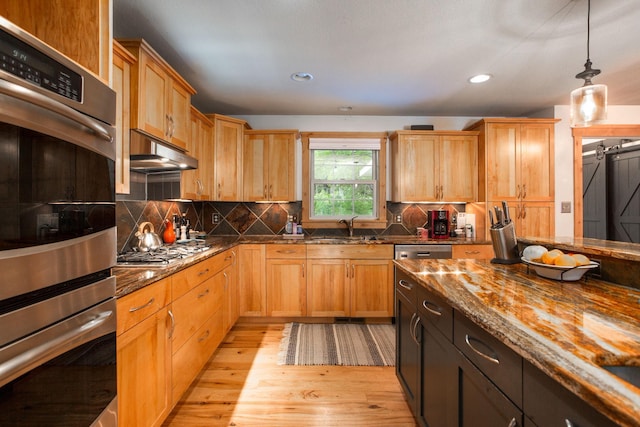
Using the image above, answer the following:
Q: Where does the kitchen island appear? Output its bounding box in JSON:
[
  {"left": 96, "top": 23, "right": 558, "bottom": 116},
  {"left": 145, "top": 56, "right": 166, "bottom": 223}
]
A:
[{"left": 394, "top": 258, "right": 640, "bottom": 427}]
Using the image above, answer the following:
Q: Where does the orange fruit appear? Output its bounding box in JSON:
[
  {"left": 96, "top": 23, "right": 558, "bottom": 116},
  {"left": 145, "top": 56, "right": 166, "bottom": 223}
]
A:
[
  {"left": 554, "top": 254, "right": 577, "bottom": 267},
  {"left": 541, "top": 249, "right": 563, "bottom": 265}
]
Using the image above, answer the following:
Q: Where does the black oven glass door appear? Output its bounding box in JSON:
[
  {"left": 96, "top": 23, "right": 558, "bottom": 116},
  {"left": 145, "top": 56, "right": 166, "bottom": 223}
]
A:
[
  {"left": 0, "top": 122, "right": 115, "bottom": 251},
  {"left": 0, "top": 299, "right": 117, "bottom": 426}
]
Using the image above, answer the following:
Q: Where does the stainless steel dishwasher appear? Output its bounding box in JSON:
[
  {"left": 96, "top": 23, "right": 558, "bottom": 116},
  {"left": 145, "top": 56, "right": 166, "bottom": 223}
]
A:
[{"left": 394, "top": 244, "right": 452, "bottom": 260}]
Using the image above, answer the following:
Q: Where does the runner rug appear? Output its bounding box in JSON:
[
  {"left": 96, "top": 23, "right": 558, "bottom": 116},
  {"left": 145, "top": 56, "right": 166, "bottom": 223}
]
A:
[{"left": 277, "top": 322, "right": 395, "bottom": 366}]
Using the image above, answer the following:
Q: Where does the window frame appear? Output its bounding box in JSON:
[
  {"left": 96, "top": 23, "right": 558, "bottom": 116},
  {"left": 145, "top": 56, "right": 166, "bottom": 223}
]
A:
[{"left": 301, "top": 131, "right": 388, "bottom": 229}]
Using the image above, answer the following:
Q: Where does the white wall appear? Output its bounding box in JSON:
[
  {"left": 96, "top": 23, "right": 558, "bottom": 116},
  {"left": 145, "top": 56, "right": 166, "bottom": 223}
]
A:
[{"left": 553, "top": 105, "right": 640, "bottom": 237}]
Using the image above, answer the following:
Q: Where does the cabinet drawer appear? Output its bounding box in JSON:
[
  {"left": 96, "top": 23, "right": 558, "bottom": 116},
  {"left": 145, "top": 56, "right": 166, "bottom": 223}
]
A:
[
  {"left": 171, "top": 309, "right": 224, "bottom": 404},
  {"left": 307, "top": 244, "right": 393, "bottom": 259},
  {"left": 452, "top": 244, "right": 494, "bottom": 259},
  {"left": 395, "top": 268, "right": 417, "bottom": 303},
  {"left": 172, "top": 250, "right": 234, "bottom": 298},
  {"left": 266, "top": 244, "right": 306, "bottom": 259},
  {"left": 117, "top": 277, "right": 171, "bottom": 335},
  {"left": 417, "top": 285, "right": 453, "bottom": 341},
  {"left": 454, "top": 312, "right": 523, "bottom": 407},
  {"left": 523, "top": 361, "right": 617, "bottom": 427},
  {"left": 172, "top": 275, "right": 224, "bottom": 353}
]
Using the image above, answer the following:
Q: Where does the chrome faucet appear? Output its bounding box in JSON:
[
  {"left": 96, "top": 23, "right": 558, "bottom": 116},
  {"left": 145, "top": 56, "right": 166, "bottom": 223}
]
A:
[{"left": 338, "top": 216, "right": 358, "bottom": 237}]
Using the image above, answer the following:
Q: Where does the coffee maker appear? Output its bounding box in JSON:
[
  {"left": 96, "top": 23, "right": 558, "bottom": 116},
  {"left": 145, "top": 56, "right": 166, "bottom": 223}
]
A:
[{"left": 427, "top": 210, "right": 449, "bottom": 239}]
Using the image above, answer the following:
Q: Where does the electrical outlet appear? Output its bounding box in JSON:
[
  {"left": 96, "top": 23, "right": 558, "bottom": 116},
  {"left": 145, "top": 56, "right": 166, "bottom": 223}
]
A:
[
  {"left": 561, "top": 201, "right": 572, "bottom": 213},
  {"left": 287, "top": 215, "right": 293, "bottom": 222},
  {"left": 212, "top": 213, "right": 220, "bottom": 224},
  {"left": 396, "top": 215, "right": 402, "bottom": 223},
  {"left": 292, "top": 214, "right": 298, "bottom": 223}
]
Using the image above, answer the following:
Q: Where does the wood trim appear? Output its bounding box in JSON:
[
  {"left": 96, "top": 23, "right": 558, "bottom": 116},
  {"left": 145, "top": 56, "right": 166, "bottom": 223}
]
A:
[
  {"left": 572, "top": 124, "right": 640, "bottom": 238},
  {"left": 300, "top": 132, "right": 388, "bottom": 229}
]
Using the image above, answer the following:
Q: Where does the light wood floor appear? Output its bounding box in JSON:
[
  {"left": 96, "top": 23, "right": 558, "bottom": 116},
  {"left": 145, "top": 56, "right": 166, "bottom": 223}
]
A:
[{"left": 163, "top": 322, "right": 417, "bottom": 427}]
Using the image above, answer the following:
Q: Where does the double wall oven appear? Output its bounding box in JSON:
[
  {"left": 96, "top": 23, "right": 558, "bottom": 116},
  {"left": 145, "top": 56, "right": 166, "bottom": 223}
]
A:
[{"left": 0, "top": 17, "right": 118, "bottom": 426}]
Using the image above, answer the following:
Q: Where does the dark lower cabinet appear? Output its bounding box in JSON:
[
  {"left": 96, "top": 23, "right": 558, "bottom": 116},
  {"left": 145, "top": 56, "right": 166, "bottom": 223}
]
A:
[
  {"left": 523, "top": 360, "right": 617, "bottom": 427},
  {"left": 395, "top": 272, "right": 419, "bottom": 414},
  {"left": 420, "top": 319, "right": 458, "bottom": 427},
  {"left": 458, "top": 350, "right": 523, "bottom": 427},
  {"left": 394, "top": 266, "right": 619, "bottom": 427}
]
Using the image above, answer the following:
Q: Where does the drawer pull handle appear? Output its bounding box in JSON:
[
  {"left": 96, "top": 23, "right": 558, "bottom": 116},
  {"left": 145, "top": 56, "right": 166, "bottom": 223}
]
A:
[
  {"left": 198, "top": 268, "right": 210, "bottom": 276},
  {"left": 276, "top": 250, "right": 297, "bottom": 254},
  {"left": 224, "top": 255, "right": 233, "bottom": 261},
  {"left": 465, "top": 334, "right": 500, "bottom": 365},
  {"left": 198, "top": 329, "right": 210, "bottom": 342},
  {"left": 168, "top": 309, "right": 175, "bottom": 339},
  {"left": 129, "top": 297, "right": 155, "bottom": 312},
  {"left": 422, "top": 300, "right": 442, "bottom": 316},
  {"left": 398, "top": 279, "right": 412, "bottom": 290},
  {"left": 507, "top": 418, "right": 518, "bottom": 427},
  {"left": 198, "top": 288, "right": 210, "bottom": 298},
  {"left": 465, "top": 250, "right": 480, "bottom": 255}
]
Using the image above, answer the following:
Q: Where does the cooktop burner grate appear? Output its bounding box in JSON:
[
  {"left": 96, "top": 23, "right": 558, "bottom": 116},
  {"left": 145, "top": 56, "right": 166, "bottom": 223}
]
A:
[{"left": 116, "top": 241, "right": 211, "bottom": 267}]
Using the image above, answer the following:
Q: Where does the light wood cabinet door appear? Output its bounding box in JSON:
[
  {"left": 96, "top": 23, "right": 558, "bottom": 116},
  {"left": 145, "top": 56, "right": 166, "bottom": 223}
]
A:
[
  {"left": 182, "top": 107, "right": 213, "bottom": 199},
  {"left": 440, "top": 134, "right": 478, "bottom": 202},
  {"left": 242, "top": 133, "right": 268, "bottom": 201},
  {"left": 117, "top": 307, "right": 172, "bottom": 427},
  {"left": 391, "top": 133, "right": 438, "bottom": 201},
  {"left": 211, "top": 115, "right": 245, "bottom": 200},
  {"left": 168, "top": 80, "right": 191, "bottom": 149},
  {"left": 112, "top": 41, "right": 135, "bottom": 194},
  {"left": 238, "top": 245, "right": 266, "bottom": 317},
  {"left": 266, "top": 259, "right": 307, "bottom": 316},
  {"left": 350, "top": 259, "right": 393, "bottom": 317},
  {"left": 307, "top": 259, "right": 349, "bottom": 317},
  {"left": 222, "top": 250, "right": 238, "bottom": 333},
  {"left": 135, "top": 48, "right": 170, "bottom": 141},
  {"left": 518, "top": 201, "right": 554, "bottom": 238},
  {"left": 519, "top": 123, "right": 554, "bottom": 201},
  {"left": 267, "top": 131, "right": 296, "bottom": 201},
  {"left": 486, "top": 123, "right": 519, "bottom": 201}
]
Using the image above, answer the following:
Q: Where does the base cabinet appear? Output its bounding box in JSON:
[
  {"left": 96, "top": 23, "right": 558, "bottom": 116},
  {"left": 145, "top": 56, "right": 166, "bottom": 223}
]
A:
[
  {"left": 395, "top": 266, "right": 615, "bottom": 427},
  {"left": 116, "top": 278, "right": 172, "bottom": 427},
  {"left": 265, "top": 245, "right": 307, "bottom": 317}
]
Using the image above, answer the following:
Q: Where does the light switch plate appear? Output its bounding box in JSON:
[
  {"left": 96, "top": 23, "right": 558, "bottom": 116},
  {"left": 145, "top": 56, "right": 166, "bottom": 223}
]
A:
[{"left": 561, "top": 201, "right": 571, "bottom": 213}]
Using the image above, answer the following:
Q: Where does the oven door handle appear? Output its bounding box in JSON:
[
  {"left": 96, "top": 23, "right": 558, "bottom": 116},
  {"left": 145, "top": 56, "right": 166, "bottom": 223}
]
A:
[
  {"left": 0, "top": 300, "right": 116, "bottom": 388},
  {"left": 0, "top": 79, "right": 113, "bottom": 143}
]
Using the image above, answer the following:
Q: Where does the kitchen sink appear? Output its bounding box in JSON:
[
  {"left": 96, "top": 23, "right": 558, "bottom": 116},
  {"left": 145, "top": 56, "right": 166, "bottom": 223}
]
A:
[{"left": 600, "top": 365, "right": 640, "bottom": 389}]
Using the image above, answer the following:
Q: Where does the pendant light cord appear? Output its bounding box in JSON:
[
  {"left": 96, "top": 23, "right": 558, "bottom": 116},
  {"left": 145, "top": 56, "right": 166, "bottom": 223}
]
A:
[{"left": 586, "top": 0, "right": 591, "bottom": 61}]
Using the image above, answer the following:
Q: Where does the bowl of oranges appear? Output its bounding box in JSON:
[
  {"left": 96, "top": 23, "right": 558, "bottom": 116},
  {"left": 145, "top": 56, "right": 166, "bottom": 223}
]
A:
[{"left": 521, "top": 245, "right": 598, "bottom": 281}]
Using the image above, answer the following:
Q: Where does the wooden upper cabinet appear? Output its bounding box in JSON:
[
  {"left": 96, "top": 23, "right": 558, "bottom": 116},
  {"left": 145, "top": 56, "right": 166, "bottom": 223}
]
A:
[
  {"left": 390, "top": 131, "right": 478, "bottom": 202},
  {"left": 207, "top": 114, "right": 247, "bottom": 201},
  {"left": 182, "top": 107, "right": 213, "bottom": 199},
  {"left": 118, "top": 39, "right": 196, "bottom": 150},
  {"left": 243, "top": 130, "right": 297, "bottom": 201},
  {"left": 112, "top": 41, "right": 136, "bottom": 194},
  {"left": 1, "top": 0, "right": 111, "bottom": 82},
  {"left": 467, "top": 118, "right": 557, "bottom": 202}
]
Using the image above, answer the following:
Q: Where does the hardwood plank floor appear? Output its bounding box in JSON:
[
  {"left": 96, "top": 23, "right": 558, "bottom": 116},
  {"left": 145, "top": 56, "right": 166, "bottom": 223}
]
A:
[{"left": 163, "top": 322, "right": 417, "bottom": 427}]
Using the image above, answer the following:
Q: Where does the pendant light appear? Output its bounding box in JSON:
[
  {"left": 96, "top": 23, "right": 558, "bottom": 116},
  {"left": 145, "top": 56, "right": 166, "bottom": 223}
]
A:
[{"left": 570, "top": 0, "right": 607, "bottom": 128}]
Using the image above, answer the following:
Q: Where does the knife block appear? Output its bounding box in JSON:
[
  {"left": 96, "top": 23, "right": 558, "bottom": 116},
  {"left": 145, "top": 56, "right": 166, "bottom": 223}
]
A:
[{"left": 490, "top": 222, "right": 520, "bottom": 264}]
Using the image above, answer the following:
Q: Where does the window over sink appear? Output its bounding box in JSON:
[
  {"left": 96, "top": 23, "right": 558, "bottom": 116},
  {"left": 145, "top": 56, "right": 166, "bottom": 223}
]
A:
[{"left": 301, "top": 132, "right": 388, "bottom": 229}]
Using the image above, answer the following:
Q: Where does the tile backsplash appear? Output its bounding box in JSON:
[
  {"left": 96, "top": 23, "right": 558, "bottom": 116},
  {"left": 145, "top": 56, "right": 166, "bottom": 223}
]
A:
[{"left": 116, "top": 200, "right": 469, "bottom": 253}]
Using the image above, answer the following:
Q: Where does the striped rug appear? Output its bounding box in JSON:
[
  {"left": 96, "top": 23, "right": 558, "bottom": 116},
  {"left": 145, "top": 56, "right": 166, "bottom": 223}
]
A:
[{"left": 277, "top": 322, "right": 396, "bottom": 366}]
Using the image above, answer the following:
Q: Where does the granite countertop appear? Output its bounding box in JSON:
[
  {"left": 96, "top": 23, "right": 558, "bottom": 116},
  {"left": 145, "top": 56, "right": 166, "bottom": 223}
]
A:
[
  {"left": 113, "top": 235, "right": 491, "bottom": 297},
  {"left": 519, "top": 236, "right": 640, "bottom": 263},
  {"left": 394, "top": 258, "right": 640, "bottom": 427}
]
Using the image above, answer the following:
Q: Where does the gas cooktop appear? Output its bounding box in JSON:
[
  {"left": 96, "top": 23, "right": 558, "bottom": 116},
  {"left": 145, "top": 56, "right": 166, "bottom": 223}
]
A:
[{"left": 116, "top": 240, "right": 211, "bottom": 267}]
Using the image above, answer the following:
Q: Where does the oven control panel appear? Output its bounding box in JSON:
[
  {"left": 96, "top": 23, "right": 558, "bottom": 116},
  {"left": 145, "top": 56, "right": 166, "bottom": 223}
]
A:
[{"left": 0, "top": 28, "right": 82, "bottom": 102}]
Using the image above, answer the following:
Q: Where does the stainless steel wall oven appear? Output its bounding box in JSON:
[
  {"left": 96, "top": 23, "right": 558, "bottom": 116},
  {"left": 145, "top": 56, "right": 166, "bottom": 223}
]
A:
[{"left": 0, "top": 17, "right": 118, "bottom": 426}]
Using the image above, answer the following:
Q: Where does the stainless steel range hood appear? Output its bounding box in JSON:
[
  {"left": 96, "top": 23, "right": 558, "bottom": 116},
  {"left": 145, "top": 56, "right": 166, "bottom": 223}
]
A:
[{"left": 129, "top": 129, "right": 198, "bottom": 171}]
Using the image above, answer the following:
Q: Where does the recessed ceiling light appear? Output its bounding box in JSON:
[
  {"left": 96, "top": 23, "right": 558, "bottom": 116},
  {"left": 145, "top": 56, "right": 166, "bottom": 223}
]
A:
[
  {"left": 468, "top": 74, "right": 492, "bottom": 84},
  {"left": 291, "top": 72, "right": 314, "bottom": 82},
  {"left": 338, "top": 106, "right": 353, "bottom": 112}
]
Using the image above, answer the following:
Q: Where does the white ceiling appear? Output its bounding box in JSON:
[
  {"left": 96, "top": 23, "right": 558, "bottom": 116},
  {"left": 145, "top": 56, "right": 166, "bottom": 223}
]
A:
[{"left": 113, "top": 0, "right": 640, "bottom": 117}]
